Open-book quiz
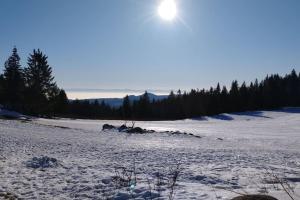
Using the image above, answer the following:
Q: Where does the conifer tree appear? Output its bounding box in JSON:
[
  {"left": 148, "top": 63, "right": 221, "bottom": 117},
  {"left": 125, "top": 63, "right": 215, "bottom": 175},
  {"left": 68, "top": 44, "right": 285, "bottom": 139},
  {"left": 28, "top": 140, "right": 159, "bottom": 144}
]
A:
[
  {"left": 24, "top": 49, "right": 56, "bottom": 114},
  {"left": 229, "top": 80, "right": 239, "bottom": 111},
  {"left": 122, "top": 95, "right": 131, "bottom": 119},
  {"left": 0, "top": 74, "right": 4, "bottom": 104},
  {"left": 56, "top": 89, "right": 68, "bottom": 113},
  {"left": 239, "top": 81, "right": 248, "bottom": 110},
  {"left": 50, "top": 88, "right": 68, "bottom": 115},
  {"left": 138, "top": 91, "right": 151, "bottom": 119},
  {"left": 3, "top": 47, "right": 24, "bottom": 110}
]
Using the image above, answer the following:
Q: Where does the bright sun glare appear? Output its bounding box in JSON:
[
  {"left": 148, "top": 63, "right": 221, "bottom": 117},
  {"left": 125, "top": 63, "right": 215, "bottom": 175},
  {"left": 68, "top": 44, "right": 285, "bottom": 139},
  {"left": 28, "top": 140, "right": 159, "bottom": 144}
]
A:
[{"left": 158, "top": 0, "right": 177, "bottom": 21}]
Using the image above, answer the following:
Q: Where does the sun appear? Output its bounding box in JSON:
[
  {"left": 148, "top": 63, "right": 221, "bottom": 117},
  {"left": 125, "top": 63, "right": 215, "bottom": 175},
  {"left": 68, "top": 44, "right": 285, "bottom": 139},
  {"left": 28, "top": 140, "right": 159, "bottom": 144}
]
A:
[{"left": 158, "top": 0, "right": 177, "bottom": 21}]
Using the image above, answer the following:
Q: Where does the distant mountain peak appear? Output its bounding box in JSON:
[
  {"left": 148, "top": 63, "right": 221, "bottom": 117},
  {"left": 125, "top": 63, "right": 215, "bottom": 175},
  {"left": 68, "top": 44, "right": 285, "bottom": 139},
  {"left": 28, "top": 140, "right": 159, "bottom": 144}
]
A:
[{"left": 75, "top": 93, "right": 168, "bottom": 108}]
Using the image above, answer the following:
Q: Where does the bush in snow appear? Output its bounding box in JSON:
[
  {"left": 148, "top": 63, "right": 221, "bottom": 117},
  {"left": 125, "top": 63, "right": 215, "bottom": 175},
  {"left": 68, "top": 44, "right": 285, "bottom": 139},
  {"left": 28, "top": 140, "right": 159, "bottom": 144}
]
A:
[
  {"left": 25, "top": 156, "right": 58, "bottom": 169},
  {"left": 110, "top": 162, "right": 182, "bottom": 200},
  {"left": 0, "top": 191, "right": 18, "bottom": 200},
  {"left": 102, "top": 124, "right": 116, "bottom": 130}
]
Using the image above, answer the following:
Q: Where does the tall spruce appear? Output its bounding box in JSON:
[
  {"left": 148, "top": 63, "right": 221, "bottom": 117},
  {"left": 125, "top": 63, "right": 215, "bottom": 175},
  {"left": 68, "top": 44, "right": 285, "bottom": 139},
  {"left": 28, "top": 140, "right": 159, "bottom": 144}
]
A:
[
  {"left": 122, "top": 95, "right": 131, "bottom": 119},
  {"left": 3, "top": 47, "right": 24, "bottom": 110},
  {"left": 53, "top": 89, "right": 68, "bottom": 114},
  {"left": 137, "top": 91, "right": 151, "bottom": 119},
  {"left": 24, "top": 49, "right": 57, "bottom": 114}
]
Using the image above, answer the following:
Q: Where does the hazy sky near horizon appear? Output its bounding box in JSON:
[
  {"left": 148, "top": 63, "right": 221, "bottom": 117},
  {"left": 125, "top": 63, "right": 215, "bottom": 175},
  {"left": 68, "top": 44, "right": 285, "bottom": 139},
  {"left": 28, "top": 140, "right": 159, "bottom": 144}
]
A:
[{"left": 0, "top": 0, "right": 299, "bottom": 96}]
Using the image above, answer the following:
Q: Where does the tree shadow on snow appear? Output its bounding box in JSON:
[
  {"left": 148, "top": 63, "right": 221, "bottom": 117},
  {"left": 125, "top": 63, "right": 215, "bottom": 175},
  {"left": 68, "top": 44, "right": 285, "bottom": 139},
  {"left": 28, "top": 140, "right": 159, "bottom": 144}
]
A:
[
  {"left": 188, "top": 107, "right": 300, "bottom": 122},
  {"left": 275, "top": 107, "right": 300, "bottom": 114},
  {"left": 191, "top": 116, "right": 209, "bottom": 121},
  {"left": 210, "top": 114, "right": 234, "bottom": 121},
  {"left": 230, "top": 111, "right": 271, "bottom": 119},
  {"left": 192, "top": 114, "right": 234, "bottom": 121}
]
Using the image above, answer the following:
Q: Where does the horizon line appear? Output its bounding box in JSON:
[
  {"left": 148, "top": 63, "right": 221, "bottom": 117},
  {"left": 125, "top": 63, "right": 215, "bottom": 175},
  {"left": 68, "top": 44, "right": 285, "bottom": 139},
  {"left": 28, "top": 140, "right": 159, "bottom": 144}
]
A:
[{"left": 65, "top": 88, "right": 172, "bottom": 93}]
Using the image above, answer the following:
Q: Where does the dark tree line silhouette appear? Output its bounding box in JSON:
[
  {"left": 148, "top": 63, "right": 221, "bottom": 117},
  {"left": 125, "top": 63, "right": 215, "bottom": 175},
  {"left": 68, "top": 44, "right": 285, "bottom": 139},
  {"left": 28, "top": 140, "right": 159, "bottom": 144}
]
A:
[
  {"left": 0, "top": 47, "right": 68, "bottom": 116},
  {"left": 65, "top": 69, "right": 300, "bottom": 120},
  {"left": 1, "top": 47, "right": 300, "bottom": 120}
]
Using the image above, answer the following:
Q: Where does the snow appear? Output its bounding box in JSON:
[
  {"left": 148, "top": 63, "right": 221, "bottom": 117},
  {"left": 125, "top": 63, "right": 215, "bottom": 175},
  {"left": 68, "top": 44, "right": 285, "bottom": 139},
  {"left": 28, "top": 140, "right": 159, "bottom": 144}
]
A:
[{"left": 0, "top": 108, "right": 300, "bottom": 199}]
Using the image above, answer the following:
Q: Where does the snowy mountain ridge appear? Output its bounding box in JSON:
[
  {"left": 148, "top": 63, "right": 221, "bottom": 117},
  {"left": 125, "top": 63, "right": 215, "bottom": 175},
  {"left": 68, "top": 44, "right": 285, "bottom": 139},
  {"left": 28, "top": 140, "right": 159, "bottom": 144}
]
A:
[{"left": 72, "top": 92, "right": 168, "bottom": 107}]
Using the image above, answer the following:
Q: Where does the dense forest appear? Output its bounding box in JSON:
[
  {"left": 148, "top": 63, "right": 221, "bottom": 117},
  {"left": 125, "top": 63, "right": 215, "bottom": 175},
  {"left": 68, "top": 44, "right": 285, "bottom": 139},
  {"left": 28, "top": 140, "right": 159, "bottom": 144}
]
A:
[
  {"left": 1, "top": 47, "right": 300, "bottom": 120},
  {"left": 0, "top": 47, "right": 68, "bottom": 116}
]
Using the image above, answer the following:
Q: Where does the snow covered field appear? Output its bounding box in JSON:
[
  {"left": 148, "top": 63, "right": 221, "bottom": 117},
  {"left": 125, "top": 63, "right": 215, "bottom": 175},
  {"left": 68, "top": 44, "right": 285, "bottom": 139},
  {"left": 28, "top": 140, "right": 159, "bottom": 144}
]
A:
[{"left": 1, "top": 108, "right": 300, "bottom": 199}]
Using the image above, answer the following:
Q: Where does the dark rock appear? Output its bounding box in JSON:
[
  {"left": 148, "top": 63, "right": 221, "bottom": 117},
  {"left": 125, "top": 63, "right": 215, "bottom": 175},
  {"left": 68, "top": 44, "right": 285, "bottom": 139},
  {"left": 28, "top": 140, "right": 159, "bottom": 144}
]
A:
[
  {"left": 170, "top": 131, "right": 182, "bottom": 135},
  {"left": 102, "top": 124, "right": 115, "bottom": 130},
  {"left": 26, "top": 156, "right": 58, "bottom": 169},
  {"left": 0, "top": 191, "right": 18, "bottom": 200},
  {"left": 141, "top": 190, "right": 160, "bottom": 199},
  {"left": 118, "top": 124, "right": 128, "bottom": 132},
  {"left": 194, "top": 175, "right": 206, "bottom": 181},
  {"left": 165, "top": 130, "right": 202, "bottom": 138},
  {"left": 126, "top": 127, "right": 146, "bottom": 134},
  {"left": 231, "top": 195, "right": 278, "bottom": 200}
]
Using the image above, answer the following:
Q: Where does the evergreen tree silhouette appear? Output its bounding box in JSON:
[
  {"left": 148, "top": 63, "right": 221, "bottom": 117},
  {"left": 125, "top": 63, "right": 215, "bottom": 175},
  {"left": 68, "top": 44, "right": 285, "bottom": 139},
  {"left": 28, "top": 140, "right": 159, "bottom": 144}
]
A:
[
  {"left": 137, "top": 91, "right": 151, "bottom": 119},
  {"left": 1, "top": 47, "right": 300, "bottom": 120},
  {"left": 0, "top": 74, "right": 4, "bottom": 104},
  {"left": 3, "top": 47, "right": 24, "bottom": 110},
  {"left": 24, "top": 49, "right": 57, "bottom": 114},
  {"left": 229, "top": 80, "right": 239, "bottom": 112},
  {"left": 122, "top": 95, "right": 131, "bottom": 119},
  {"left": 51, "top": 89, "right": 68, "bottom": 115}
]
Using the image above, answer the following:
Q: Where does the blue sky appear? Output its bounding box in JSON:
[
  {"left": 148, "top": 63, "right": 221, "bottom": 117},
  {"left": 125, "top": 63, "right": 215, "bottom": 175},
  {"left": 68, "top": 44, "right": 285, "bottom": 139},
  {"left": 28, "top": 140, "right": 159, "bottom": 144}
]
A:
[{"left": 0, "top": 0, "right": 299, "bottom": 97}]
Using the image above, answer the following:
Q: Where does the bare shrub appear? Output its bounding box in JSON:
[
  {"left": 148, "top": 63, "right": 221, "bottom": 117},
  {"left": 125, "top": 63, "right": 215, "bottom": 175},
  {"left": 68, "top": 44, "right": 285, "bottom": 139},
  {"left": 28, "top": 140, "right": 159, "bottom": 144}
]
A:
[
  {"left": 112, "top": 164, "right": 137, "bottom": 190},
  {"left": 131, "top": 121, "right": 135, "bottom": 128},
  {"left": 110, "top": 161, "right": 182, "bottom": 199},
  {"left": 263, "top": 170, "right": 297, "bottom": 200},
  {"left": 167, "top": 163, "right": 181, "bottom": 200}
]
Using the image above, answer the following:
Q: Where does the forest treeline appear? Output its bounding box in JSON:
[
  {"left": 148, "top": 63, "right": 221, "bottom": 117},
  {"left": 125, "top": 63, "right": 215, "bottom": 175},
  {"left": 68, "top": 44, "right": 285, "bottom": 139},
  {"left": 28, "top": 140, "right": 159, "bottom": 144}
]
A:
[
  {"left": 0, "top": 47, "right": 300, "bottom": 120},
  {"left": 66, "top": 69, "right": 300, "bottom": 120},
  {"left": 0, "top": 47, "right": 68, "bottom": 116}
]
